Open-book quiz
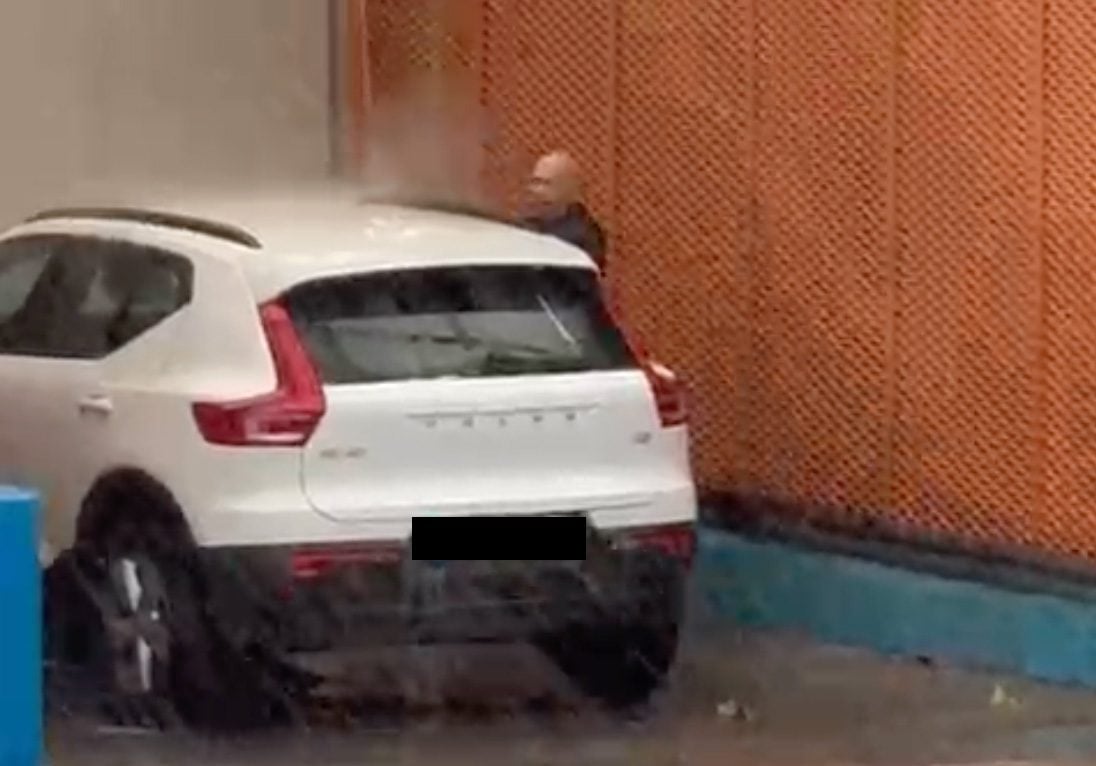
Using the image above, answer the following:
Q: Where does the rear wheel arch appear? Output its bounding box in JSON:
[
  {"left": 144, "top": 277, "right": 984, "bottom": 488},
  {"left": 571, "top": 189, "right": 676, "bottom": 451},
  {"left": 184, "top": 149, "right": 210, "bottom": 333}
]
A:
[
  {"left": 75, "top": 467, "right": 196, "bottom": 552},
  {"left": 69, "top": 467, "right": 286, "bottom": 731}
]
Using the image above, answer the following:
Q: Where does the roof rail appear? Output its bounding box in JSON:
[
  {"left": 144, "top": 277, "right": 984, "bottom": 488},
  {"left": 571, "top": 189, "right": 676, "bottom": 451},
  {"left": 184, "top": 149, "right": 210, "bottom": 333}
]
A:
[{"left": 25, "top": 207, "right": 263, "bottom": 249}]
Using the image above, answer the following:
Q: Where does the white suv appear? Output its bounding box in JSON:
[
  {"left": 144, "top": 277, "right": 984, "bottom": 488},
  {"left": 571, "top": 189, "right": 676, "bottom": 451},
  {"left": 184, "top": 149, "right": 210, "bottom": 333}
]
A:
[{"left": 17, "top": 193, "right": 697, "bottom": 727}]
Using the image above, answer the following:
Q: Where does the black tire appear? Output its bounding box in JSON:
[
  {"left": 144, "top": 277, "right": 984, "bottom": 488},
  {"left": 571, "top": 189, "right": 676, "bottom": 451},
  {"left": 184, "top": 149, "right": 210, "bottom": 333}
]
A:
[
  {"left": 81, "top": 491, "right": 292, "bottom": 732},
  {"left": 44, "top": 550, "right": 102, "bottom": 668},
  {"left": 539, "top": 562, "right": 686, "bottom": 711}
]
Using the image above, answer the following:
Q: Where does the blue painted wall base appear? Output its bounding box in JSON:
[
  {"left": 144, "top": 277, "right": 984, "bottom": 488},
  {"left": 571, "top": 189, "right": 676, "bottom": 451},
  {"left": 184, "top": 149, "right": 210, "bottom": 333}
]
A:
[
  {"left": 696, "top": 528, "right": 1096, "bottom": 688},
  {"left": 0, "top": 488, "right": 40, "bottom": 766}
]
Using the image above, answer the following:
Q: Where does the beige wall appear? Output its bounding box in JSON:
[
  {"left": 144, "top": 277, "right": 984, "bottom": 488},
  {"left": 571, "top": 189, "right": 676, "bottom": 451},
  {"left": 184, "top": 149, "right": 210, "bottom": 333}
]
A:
[{"left": 0, "top": 0, "right": 331, "bottom": 223}]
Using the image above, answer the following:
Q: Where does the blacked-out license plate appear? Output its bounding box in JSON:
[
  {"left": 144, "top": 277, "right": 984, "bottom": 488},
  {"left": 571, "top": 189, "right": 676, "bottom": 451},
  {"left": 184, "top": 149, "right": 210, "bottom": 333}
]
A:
[{"left": 411, "top": 514, "right": 588, "bottom": 561}]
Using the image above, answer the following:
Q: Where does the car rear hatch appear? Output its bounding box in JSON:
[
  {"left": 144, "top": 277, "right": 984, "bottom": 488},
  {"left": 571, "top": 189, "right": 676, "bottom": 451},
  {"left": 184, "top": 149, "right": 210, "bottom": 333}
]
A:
[{"left": 281, "top": 264, "right": 688, "bottom": 524}]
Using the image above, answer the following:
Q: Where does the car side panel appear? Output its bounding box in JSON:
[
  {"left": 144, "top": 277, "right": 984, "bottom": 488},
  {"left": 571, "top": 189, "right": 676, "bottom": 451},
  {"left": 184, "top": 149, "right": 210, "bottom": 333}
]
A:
[{"left": 85, "top": 242, "right": 307, "bottom": 549}]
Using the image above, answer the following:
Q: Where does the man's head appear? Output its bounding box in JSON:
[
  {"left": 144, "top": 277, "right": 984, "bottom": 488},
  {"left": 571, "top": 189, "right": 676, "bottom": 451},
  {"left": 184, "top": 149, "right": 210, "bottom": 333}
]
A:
[{"left": 526, "top": 150, "right": 582, "bottom": 219}]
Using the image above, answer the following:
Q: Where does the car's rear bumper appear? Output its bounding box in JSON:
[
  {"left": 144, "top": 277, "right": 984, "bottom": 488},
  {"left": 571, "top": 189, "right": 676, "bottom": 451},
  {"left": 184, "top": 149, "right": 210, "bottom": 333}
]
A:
[{"left": 197, "top": 524, "right": 693, "bottom": 668}]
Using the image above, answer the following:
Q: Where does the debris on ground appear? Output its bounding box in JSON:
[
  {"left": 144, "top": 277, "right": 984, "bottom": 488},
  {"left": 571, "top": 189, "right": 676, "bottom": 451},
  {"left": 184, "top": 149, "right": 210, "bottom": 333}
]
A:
[
  {"left": 990, "top": 683, "right": 1023, "bottom": 711},
  {"left": 716, "top": 698, "right": 755, "bottom": 723}
]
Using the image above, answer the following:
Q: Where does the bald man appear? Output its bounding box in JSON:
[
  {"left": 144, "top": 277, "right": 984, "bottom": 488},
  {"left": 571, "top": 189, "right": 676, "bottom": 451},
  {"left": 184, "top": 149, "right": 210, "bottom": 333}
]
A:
[{"left": 520, "top": 151, "right": 608, "bottom": 270}]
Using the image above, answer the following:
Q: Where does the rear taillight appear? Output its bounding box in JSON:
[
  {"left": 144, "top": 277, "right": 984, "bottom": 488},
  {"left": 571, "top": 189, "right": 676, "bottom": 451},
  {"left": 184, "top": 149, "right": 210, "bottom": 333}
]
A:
[
  {"left": 600, "top": 284, "right": 688, "bottom": 429},
  {"left": 192, "top": 301, "right": 326, "bottom": 447},
  {"left": 291, "top": 543, "right": 404, "bottom": 581},
  {"left": 615, "top": 523, "right": 696, "bottom": 564},
  {"left": 643, "top": 359, "right": 688, "bottom": 428}
]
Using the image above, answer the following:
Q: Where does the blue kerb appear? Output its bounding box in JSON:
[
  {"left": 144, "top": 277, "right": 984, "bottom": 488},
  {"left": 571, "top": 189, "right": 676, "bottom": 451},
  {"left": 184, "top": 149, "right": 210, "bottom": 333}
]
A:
[
  {"left": 0, "top": 488, "right": 41, "bottom": 766},
  {"left": 695, "top": 528, "right": 1096, "bottom": 688}
]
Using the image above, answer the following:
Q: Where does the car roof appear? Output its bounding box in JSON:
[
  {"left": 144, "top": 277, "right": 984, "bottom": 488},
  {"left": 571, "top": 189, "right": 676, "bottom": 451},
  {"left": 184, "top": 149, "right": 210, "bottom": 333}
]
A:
[{"left": 16, "top": 187, "right": 597, "bottom": 298}]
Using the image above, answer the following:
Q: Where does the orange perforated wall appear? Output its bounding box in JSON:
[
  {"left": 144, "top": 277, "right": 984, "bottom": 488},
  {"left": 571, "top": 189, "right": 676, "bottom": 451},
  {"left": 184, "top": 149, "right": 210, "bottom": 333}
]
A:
[{"left": 355, "top": 1, "right": 1096, "bottom": 564}]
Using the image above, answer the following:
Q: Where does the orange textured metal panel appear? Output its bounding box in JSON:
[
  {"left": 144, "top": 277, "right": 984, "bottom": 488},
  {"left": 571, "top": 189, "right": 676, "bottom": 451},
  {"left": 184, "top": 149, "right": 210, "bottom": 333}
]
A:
[
  {"left": 615, "top": 0, "right": 754, "bottom": 487},
  {"left": 890, "top": 3, "right": 1043, "bottom": 548},
  {"left": 479, "top": 1, "right": 615, "bottom": 213},
  {"left": 360, "top": 1, "right": 1096, "bottom": 565},
  {"left": 359, "top": 0, "right": 484, "bottom": 201},
  {"left": 1044, "top": 1, "right": 1096, "bottom": 559},
  {"left": 746, "top": 2, "right": 894, "bottom": 513}
]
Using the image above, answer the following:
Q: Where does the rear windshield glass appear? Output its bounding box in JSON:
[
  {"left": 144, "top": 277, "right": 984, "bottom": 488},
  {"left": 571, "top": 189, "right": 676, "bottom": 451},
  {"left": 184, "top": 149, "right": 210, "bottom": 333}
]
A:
[{"left": 283, "top": 266, "right": 636, "bottom": 383}]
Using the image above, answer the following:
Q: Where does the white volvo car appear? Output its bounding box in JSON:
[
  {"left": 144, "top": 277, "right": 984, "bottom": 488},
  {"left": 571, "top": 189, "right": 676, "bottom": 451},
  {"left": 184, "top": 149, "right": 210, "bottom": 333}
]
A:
[{"left": 11, "top": 193, "right": 697, "bottom": 727}]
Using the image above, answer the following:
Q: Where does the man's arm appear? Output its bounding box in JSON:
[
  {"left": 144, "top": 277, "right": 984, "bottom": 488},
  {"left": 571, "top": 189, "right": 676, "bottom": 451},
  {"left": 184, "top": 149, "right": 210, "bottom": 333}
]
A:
[{"left": 584, "top": 218, "right": 608, "bottom": 271}]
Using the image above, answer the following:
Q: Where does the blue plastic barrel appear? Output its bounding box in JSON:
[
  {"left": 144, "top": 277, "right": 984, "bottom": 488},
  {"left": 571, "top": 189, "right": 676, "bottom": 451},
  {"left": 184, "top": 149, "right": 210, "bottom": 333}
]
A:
[{"left": 0, "top": 488, "right": 40, "bottom": 765}]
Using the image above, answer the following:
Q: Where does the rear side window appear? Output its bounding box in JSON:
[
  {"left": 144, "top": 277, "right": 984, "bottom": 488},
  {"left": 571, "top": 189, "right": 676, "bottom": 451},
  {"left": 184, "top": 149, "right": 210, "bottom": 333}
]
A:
[
  {"left": 284, "top": 266, "right": 635, "bottom": 383},
  {"left": 69, "top": 240, "right": 193, "bottom": 358},
  {"left": 0, "top": 235, "right": 193, "bottom": 359}
]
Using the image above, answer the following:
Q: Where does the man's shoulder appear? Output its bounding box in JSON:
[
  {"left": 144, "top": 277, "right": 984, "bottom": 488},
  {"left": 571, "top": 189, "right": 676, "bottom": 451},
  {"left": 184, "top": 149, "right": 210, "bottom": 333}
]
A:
[
  {"left": 515, "top": 214, "right": 544, "bottom": 232},
  {"left": 572, "top": 206, "right": 607, "bottom": 267},
  {"left": 518, "top": 206, "right": 606, "bottom": 265},
  {"left": 577, "top": 205, "right": 606, "bottom": 241}
]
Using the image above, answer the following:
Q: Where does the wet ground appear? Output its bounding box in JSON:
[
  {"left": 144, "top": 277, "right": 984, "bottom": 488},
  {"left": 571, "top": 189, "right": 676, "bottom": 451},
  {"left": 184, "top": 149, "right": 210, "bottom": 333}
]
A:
[{"left": 45, "top": 615, "right": 1096, "bottom": 766}]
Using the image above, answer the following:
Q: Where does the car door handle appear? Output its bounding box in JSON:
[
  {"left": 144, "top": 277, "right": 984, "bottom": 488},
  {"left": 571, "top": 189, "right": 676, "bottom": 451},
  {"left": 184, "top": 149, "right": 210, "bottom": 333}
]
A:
[{"left": 77, "top": 394, "right": 114, "bottom": 416}]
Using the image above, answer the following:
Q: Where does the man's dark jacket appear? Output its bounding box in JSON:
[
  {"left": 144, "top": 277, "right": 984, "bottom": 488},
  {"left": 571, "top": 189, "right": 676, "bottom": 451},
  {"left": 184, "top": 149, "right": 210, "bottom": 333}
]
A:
[{"left": 521, "top": 204, "right": 607, "bottom": 270}]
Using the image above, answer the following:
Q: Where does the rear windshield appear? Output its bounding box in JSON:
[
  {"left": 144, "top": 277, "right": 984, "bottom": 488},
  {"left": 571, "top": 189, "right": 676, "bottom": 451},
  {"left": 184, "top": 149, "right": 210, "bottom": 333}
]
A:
[{"left": 283, "top": 266, "right": 636, "bottom": 383}]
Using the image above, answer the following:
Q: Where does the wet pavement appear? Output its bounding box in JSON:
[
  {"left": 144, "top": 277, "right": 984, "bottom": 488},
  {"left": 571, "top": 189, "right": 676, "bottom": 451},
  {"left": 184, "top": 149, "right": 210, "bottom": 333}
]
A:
[{"left": 45, "top": 617, "right": 1096, "bottom": 765}]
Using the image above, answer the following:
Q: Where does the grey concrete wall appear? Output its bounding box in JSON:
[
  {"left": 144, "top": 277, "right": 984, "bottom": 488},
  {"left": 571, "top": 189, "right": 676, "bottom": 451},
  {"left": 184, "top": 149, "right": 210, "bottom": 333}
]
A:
[{"left": 0, "top": 0, "right": 331, "bottom": 223}]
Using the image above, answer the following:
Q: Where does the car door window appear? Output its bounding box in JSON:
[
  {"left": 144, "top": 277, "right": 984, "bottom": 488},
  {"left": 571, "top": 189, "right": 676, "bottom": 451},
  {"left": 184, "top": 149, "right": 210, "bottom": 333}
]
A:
[{"left": 0, "top": 236, "right": 68, "bottom": 356}]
